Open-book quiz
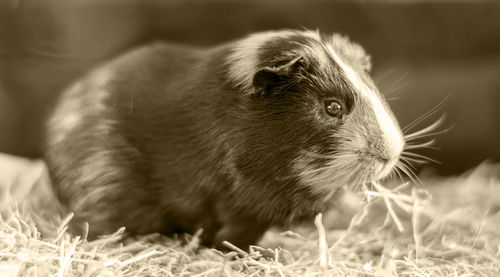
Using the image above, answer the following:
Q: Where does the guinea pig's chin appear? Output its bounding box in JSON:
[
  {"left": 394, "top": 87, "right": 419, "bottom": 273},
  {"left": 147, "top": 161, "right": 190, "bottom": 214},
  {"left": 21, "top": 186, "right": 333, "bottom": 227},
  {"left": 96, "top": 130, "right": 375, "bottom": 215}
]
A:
[{"left": 372, "top": 158, "right": 399, "bottom": 182}]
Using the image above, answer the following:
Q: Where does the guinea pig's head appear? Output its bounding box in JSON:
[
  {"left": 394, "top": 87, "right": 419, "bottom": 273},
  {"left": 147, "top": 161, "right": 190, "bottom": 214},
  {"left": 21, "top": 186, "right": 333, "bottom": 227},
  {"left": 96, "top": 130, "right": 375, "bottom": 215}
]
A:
[{"left": 226, "top": 30, "right": 404, "bottom": 197}]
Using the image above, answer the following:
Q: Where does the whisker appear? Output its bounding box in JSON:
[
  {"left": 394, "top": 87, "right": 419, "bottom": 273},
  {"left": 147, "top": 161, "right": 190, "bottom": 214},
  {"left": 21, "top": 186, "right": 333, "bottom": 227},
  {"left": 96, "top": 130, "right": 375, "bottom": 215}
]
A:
[
  {"left": 393, "top": 166, "right": 405, "bottom": 182},
  {"left": 381, "top": 70, "right": 410, "bottom": 97},
  {"left": 374, "top": 67, "right": 400, "bottom": 84},
  {"left": 398, "top": 165, "right": 417, "bottom": 185},
  {"left": 395, "top": 163, "right": 413, "bottom": 183},
  {"left": 384, "top": 81, "right": 411, "bottom": 98},
  {"left": 405, "top": 165, "right": 423, "bottom": 185},
  {"left": 386, "top": 96, "right": 402, "bottom": 102},
  {"left": 402, "top": 152, "right": 441, "bottom": 164},
  {"left": 402, "top": 94, "right": 450, "bottom": 134},
  {"left": 386, "top": 168, "right": 396, "bottom": 181},
  {"left": 399, "top": 98, "right": 450, "bottom": 181},
  {"left": 404, "top": 115, "right": 446, "bottom": 140},
  {"left": 400, "top": 157, "right": 418, "bottom": 172},
  {"left": 27, "top": 48, "right": 78, "bottom": 59},
  {"left": 402, "top": 108, "right": 441, "bottom": 135},
  {"left": 386, "top": 166, "right": 402, "bottom": 183},
  {"left": 405, "top": 126, "right": 453, "bottom": 142},
  {"left": 404, "top": 139, "right": 437, "bottom": 150},
  {"left": 398, "top": 160, "right": 422, "bottom": 185},
  {"left": 400, "top": 156, "right": 429, "bottom": 165}
]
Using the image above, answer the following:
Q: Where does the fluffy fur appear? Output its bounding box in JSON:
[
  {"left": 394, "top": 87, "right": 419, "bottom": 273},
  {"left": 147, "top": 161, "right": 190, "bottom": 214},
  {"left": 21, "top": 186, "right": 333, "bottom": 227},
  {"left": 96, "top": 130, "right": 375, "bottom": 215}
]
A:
[{"left": 44, "top": 30, "right": 404, "bottom": 249}]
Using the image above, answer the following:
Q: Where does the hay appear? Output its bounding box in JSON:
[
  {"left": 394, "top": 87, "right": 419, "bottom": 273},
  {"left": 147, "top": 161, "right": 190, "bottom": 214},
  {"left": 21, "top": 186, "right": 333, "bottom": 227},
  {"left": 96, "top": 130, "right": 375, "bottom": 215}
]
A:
[{"left": 1, "top": 153, "right": 499, "bottom": 276}]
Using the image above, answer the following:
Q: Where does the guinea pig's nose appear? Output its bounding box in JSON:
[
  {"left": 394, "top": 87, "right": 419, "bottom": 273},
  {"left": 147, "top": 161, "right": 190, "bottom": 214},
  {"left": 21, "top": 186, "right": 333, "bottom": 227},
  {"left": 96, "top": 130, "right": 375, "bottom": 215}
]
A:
[
  {"left": 371, "top": 151, "right": 400, "bottom": 180},
  {"left": 362, "top": 149, "right": 389, "bottom": 164},
  {"left": 376, "top": 155, "right": 390, "bottom": 164},
  {"left": 373, "top": 131, "right": 403, "bottom": 166},
  {"left": 367, "top": 140, "right": 401, "bottom": 166}
]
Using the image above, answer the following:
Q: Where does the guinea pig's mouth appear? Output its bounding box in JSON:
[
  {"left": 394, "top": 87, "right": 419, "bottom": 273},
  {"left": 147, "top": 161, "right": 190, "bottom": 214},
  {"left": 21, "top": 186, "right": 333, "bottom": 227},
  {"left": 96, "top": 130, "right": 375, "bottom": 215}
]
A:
[
  {"left": 293, "top": 148, "right": 401, "bottom": 196},
  {"left": 357, "top": 151, "right": 400, "bottom": 183},
  {"left": 374, "top": 158, "right": 399, "bottom": 181},
  {"left": 365, "top": 153, "right": 399, "bottom": 182}
]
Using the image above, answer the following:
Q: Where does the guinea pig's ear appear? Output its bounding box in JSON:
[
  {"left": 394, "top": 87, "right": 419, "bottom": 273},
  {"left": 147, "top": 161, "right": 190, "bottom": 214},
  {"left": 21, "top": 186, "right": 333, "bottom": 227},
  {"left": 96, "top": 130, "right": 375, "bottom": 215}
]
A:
[{"left": 252, "top": 56, "right": 304, "bottom": 95}]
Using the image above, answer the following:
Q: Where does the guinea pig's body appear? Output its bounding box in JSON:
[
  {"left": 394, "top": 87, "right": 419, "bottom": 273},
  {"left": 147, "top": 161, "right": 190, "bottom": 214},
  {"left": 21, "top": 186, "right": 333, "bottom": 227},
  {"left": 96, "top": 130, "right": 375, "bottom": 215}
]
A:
[{"left": 45, "top": 30, "right": 404, "bottom": 248}]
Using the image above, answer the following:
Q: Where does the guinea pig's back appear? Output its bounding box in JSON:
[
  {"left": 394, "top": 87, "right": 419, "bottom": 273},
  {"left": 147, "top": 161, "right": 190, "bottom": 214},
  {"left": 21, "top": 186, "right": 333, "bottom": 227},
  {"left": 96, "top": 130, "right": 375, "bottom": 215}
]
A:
[{"left": 44, "top": 43, "right": 215, "bottom": 237}]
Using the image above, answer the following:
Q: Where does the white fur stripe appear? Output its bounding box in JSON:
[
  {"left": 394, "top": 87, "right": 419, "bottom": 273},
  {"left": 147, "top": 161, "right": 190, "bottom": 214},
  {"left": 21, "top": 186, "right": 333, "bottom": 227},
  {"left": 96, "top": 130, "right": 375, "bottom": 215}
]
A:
[
  {"left": 226, "top": 31, "right": 286, "bottom": 91},
  {"left": 326, "top": 46, "right": 404, "bottom": 156},
  {"left": 226, "top": 30, "right": 320, "bottom": 92}
]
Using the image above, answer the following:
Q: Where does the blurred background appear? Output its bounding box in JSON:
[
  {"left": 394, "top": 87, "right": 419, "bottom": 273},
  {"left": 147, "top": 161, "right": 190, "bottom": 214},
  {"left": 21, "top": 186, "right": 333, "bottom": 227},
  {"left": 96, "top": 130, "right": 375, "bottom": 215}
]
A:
[{"left": 0, "top": 0, "right": 499, "bottom": 176}]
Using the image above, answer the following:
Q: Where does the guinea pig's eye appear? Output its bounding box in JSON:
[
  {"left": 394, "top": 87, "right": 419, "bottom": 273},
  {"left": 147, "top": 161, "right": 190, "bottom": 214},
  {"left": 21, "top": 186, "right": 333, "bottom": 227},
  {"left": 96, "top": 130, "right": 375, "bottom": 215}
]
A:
[{"left": 325, "top": 100, "right": 343, "bottom": 117}]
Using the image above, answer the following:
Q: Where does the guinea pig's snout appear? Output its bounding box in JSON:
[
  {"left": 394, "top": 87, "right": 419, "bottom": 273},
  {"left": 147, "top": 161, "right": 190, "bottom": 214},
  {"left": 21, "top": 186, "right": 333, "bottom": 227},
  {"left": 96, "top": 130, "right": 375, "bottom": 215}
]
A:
[
  {"left": 366, "top": 138, "right": 402, "bottom": 161},
  {"left": 361, "top": 149, "right": 392, "bottom": 165},
  {"left": 363, "top": 135, "right": 404, "bottom": 180},
  {"left": 376, "top": 136, "right": 404, "bottom": 179},
  {"left": 381, "top": 141, "right": 404, "bottom": 164}
]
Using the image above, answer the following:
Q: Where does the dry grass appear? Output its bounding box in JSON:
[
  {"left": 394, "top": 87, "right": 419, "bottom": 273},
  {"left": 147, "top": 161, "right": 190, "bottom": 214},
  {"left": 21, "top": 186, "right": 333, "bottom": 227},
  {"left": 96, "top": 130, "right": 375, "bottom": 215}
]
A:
[{"left": 1, "top": 153, "right": 500, "bottom": 276}]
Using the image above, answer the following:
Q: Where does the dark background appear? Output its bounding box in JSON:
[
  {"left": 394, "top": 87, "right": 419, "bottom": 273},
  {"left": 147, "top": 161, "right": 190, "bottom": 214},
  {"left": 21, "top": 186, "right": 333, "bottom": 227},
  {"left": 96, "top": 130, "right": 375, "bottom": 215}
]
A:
[{"left": 1, "top": 0, "right": 499, "bottom": 175}]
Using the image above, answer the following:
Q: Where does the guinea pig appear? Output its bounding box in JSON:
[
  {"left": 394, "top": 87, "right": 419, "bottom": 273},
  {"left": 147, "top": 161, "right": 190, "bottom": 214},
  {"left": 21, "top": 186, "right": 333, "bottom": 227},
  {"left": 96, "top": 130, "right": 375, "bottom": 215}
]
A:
[{"left": 44, "top": 30, "right": 404, "bottom": 249}]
